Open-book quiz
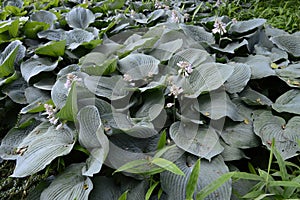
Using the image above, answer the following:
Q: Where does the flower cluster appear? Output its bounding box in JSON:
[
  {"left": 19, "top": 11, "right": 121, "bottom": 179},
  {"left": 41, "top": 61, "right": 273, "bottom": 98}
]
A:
[
  {"left": 123, "top": 73, "right": 136, "bottom": 86},
  {"left": 168, "top": 84, "right": 183, "bottom": 98},
  {"left": 64, "top": 73, "right": 82, "bottom": 91},
  {"left": 212, "top": 19, "right": 227, "bottom": 35},
  {"left": 155, "top": 0, "right": 169, "bottom": 9},
  {"left": 170, "top": 10, "right": 179, "bottom": 23},
  {"left": 177, "top": 61, "right": 193, "bottom": 77},
  {"left": 42, "top": 104, "right": 63, "bottom": 130}
]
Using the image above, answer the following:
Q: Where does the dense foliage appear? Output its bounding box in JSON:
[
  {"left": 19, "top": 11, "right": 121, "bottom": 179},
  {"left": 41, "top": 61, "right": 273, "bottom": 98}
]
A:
[{"left": 0, "top": 0, "right": 300, "bottom": 199}]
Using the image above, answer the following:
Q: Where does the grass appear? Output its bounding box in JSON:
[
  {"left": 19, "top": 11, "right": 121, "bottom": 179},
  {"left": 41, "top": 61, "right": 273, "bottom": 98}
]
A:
[{"left": 215, "top": 0, "right": 300, "bottom": 33}]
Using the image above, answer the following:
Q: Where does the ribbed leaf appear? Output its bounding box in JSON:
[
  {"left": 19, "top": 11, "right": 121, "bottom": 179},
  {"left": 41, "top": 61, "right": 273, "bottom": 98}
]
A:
[
  {"left": 66, "top": 29, "right": 94, "bottom": 50},
  {"left": 210, "top": 40, "right": 248, "bottom": 54},
  {"left": 66, "top": 7, "right": 95, "bottom": 29},
  {"left": 11, "top": 122, "right": 75, "bottom": 177},
  {"left": 84, "top": 75, "right": 130, "bottom": 100},
  {"left": 77, "top": 105, "right": 109, "bottom": 176},
  {"left": 21, "top": 57, "right": 60, "bottom": 82},
  {"left": 0, "top": 42, "right": 21, "bottom": 77},
  {"left": 35, "top": 40, "right": 66, "bottom": 57},
  {"left": 169, "top": 48, "right": 214, "bottom": 69},
  {"left": 272, "top": 89, "right": 300, "bottom": 115},
  {"left": 118, "top": 36, "right": 157, "bottom": 56},
  {"left": 225, "top": 63, "right": 251, "bottom": 94},
  {"left": 240, "top": 87, "right": 273, "bottom": 106},
  {"left": 40, "top": 163, "right": 93, "bottom": 200},
  {"left": 183, "top": 63, "right": 234, "bottom": 98},
  {"left": 31, "top": 10, "right": 57, "bottom": 25},
  {"left": 38, "top": 29, "right": 67, "bottom": 41},
  {"left": 235, "top": 55, "right": 275, "bottom": 79},
  {"left": 79, "top": 52, "right": 117, "bottom": 76},
  {"left": 149, "top": 39, "right": 183, "bottom": 61},
  {"left": 253, "top": 111, "right": 300, "bottom": 160},
  {"left": 180, "top": 24, "right": 215, "bottom": 44},
  {"left": 118, "top": 53, "right": 160, "bottom": 81},
  {"left": 276, "top": 63, "right": 300, "bottom": 88},
  {"left": 195, "top": 90, "right": 244, "bottom": 121},
  {"left": 160, "top": 149, "right": 231, "bottom": 200},
  {"left": 170, "top": 122, "right": 223, "bottom": 160},
  {"left": 271, "top": 35, "right": 300, "bottom": 57},
  {"left": 229, "top": 18, "right": 266, "bottom": 34}
]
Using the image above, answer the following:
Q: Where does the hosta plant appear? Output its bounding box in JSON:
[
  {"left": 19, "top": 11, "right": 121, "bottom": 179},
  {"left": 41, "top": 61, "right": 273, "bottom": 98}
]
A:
[{"left": 1, "top": 0, "right": 300, "bottom": 199}]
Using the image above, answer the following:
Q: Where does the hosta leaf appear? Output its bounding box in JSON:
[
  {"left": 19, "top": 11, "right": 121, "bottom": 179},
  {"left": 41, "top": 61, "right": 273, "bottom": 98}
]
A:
[
  {"left": 229, "top": 18, "right": 266, "bottom": 34},
  {"left": 2, "top": 77, "right": 27, "bottom": 104},
  {"left": 79, "top": 52, "right": 117, "bottom": 75},
  {"left": 24, "top": 21, "right": 50, "bottom": 39},
  {"left": 170, "top": 122, "right": 223, "bottom": 160},
  {"left": 20, "top": 57, "right": 60, "bottom": 82},
  {"left": 225, "top": 63, "right": 251, "bottom": 94},
  {"left": 220, "top": 98, "right": 260, "bottom": 149},
  {"left": 194, "top": 90, "right": 244, "bottom": 121},
  {"left": 183, "top": 63, "right": 234, "bottom": 98},
  {"left": 271, "top": 35, "right": 300, "bottom": 57},
  {"left": 33, "top": 78, "right": 55, "bottom": 90},
  {"left": 272, "top": 89, "right": 300, "bottom": 115},
  {"left": 118, "top": 53, "right": 160, "bottom": 81},
  {"left": 276, "top": 63, "right": 300, "bottom": 79},
  {"left": 169, "top": 48, "right": 214, "bottom": 69},
  {"left": 0, "top": 122, "right": 38, "bottom": 160},
  {"left": 31, "top": 10, "right": 57, "bottom": 25},
  {"left": 149, "top": 39, "right": 183, "bottom": 61},
  {"left": 180, "top": 24, "right": 215, "bottom": 44},
  {"left": 220, "top": 140, "right": 248, "bottom": 161},
  {"left": 20, "top": 87, "right": 50, "bottom": 114},
  {"left": 210, "top": 39, "right": 248, "bottom": 54},
  {"left": 40, "top": 163, "right": 93, "bottom": 200},
  {"left": 118, "top": 36, "right": 157, "bottom": 56},
  {"left": 84, "top": 75, "right": 130, "bottom": 100},
  {"left": 160, "top": 148, "right": 231, "bottom": 200},
  {"left": 135, "top": 89, "right": 165, "bottom": 121},
  {"left": 35, "top": 40, "right": 66, "bottom": 57},
  {"left": 56, "top": 82, "right": 78, "bottom": 122},
  {"left": 11, "top": 122, "right": 75, "bottom": 177},
  {"left": 253, "top": 111, "right": 300, "bottom": 160},
  {"left": 66, "top": 7, "right": 95, "bottom": 29},
  {"left": 66, "top": 29, "right": 94, "bottom": 50},
  {"left": 0, "top": 41, "right": 24, "bottom": 77},
  {"left": 38, "top": 29, "right": 67, "bottom": 41},
  {"left": 240, "top": 87, "right": 273, "bottom": 106},
  {"left": 77, "top": 105, "right": 109, "bottom": 176},
  {"left": 0, "top": 71, "right": 19, "bottom": 87},
  {"left": 90, "top": 176, "right": 148, "bottom": 200},
  {"left": 235, "top": 55, "right": 275, "bottom": 79}
]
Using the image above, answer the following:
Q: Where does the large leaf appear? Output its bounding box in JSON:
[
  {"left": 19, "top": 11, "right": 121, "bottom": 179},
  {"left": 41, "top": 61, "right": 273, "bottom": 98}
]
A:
[
  {"left": 224, "top": 63, "right": 251, "bottom": 94},
  {"left": 56, "top": 82, "right": 78, "bottom": 122},
  {"left": 31, "top": 10, "right": 57, "bottom": 25},
  {"left": 149, "top": 39, "right": 183, "bottom": 61},
  {"left": 160, "top": 148, "right": 231, "bottom": 200},
  {"left": 182, "top": 63, "right": 234, "bottom": 98},
  {"left": 272, "top": 89, "right": 300, "bottom": 115},
  {"left": 38, "top": 29, "right": 67, "bottom": 41},
  {"left": 118, "top": 53, "right": 160, "bottom": 81},
  {"left": 79, "top": 52, "right": 117, "bottom": 76},
  {"left": 90, "top": 176, "right": 148, "bottom": 200},
  {"left": 0, "top": 122, "right": 39, "bottom": 160},
  {"left": 180, "top": 24, "right": 215, "bottom": 44},
  {"left": 275, "top": 63, "right": 300, "bottom": 88},
  {"left": 229, "top": 18, "right": 266, "bottom": 34},
  {"left": 2, "top": 77, "right": 27, "bottom": 104},
  {"left": 234, "top": 55, "right": 275, "bottom": 79},
  {"left": 66, "top": 29, "right": 95, "bottom": 50},
  {"left": 0, "top": 40, "right": 25, "bottom": 78},
  {"left": 20, "top": 57, "right": 60, "bottom": 82},
  {"left": 84, "top": 75, "right": 130, "bottom": 100},
  {"left": 240, "top": 87, "right": 273, "bottom": 106},
  {"left": 11, "top": 122, "right": 75, "bottom": 177},
  {"left": 271, "top": 35, "right": 300, "bottom": 57},
  {"left": 66, "top": 7, "right": 95, "bottom": 29},
  {"left": 77, "top": 105, "right": 109, "bottom": 176},
  {"left": 194, "top": 90, "right": 244, "bottom": 121},
  {"left": 40, "top": 163, "right": 93, "bottom": 200},
  {"left": 210, "top": 40, "right": 248, "bottom": 54},
  {"left": 35, "top": 40, "right": 66, "bottom": 57},
  {"left": 170, "top": 122, "right": 223, "bottom": 160},
  {"left": 253, "top": 111, "right": 300, "bottom": 160}
]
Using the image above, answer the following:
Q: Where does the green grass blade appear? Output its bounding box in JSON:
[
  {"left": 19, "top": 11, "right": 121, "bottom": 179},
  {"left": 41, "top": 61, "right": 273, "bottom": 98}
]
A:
[
  {"left": 186, "top": 159, "right": 201, "bottom": 200},
  {"left": 151, "top": 158, "right": 184, "bottom": 176}
]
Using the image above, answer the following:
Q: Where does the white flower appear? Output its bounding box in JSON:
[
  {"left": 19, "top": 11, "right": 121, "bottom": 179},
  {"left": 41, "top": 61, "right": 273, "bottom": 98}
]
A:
[
  {"left": 43, "top": 104, "right": 61, "bottom": 129},
  {"left": 64, "top": 74, "right": 82, "bottom": 89},
  {"left": 123, "top": 74, "right": 133, "bottom": 82},
  {"left": 170, "top": 10, "right": 179, "bottom": 23},
  {"left": 168, "top": 84, "right": 183, "bottom": 98},
  {"left": 212, "top": 19, "right": 227, "bottom": 35},
  {"left": 177, "top": 61, "right": 193, "bottom": 77}
]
